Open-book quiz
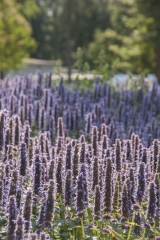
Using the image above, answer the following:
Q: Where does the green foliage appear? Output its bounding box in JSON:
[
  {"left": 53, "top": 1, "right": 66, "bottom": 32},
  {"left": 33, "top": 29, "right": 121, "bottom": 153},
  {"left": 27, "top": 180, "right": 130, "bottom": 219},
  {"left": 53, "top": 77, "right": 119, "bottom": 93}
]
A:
[
  {"left": 0, "top": 0, "right": 36, "bottom": 72},
  {"left": 30, "top": 0, "right": 110, "bottom": 63},
  {"left": 16, "top": 0, "right": 39, "bottom": 19},
  {"left": 86, "top": 0, "right": 160, "bottom": 79}
]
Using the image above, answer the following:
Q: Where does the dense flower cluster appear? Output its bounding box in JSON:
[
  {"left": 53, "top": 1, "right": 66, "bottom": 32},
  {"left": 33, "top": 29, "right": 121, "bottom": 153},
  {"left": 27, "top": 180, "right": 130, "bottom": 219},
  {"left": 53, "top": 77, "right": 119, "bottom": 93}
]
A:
[{"left": 0, "top": 73, "right": 159, "bottom": 238}]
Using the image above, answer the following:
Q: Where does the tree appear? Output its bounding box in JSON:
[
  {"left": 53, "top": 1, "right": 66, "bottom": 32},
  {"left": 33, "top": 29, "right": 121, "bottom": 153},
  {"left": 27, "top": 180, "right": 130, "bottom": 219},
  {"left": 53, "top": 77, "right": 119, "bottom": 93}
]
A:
[
  {"left": 134, "top": 0, "right": 160, "bottom": 82},
  {"left": 0, "top": 0, "right": 36, "bottom": 78},
  {"left": 87, "top": 0, "right": 160, "bottom": 81},
  {"left": 30, "top": 0, "right": 110, "bottom": 79}
]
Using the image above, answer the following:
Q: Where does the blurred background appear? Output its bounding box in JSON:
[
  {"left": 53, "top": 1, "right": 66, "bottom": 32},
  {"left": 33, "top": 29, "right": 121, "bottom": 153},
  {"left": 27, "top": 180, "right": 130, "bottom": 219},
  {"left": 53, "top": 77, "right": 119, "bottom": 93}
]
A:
[{"left": 0, "top": 0, "right": 160, "bottom": 82}]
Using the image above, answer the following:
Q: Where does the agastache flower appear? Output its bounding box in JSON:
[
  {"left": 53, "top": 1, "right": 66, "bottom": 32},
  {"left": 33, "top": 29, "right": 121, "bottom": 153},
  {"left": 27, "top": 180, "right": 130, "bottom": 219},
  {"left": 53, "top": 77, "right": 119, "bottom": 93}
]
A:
[
  {"left": 76, "top": 172, "right": 84, "bottom": 217},
  {"left": 40, "top": 232, "right": 48, "bottom": 240},
  {"left": 65, "top": 170, "right": 73, "bottom": 206},
  {"left": 92, "top": 126, "right": 99, "bottom": 156},
  {"left": 33, "top": 154, "right": 42, "bottom": 196},
  {"left": 94, "top": 185, "right": 101, "bottom": 220},
  {"left": 115, "top": 139, "right": 122, "bottom": 172},
  {"left": 19, "top": 142, "right": 28, "bottom": 177},
  {"left": 85, "top": 113, "right": 92, "bottom": 136},
  {"left": 72, "top": 143, "right": 79, "bottom": 183},
  {"left": 141, "top": 148, "right": 148, "bottom": 164},
  {"left": 14, "top": 115, "right": 21, "bottom": 146},
  {"left": 39, "top": 107, "right": 46, "bottom": 132},
  {"left": 28, "top": 138, "right": 34, "bottom": 166},
  {"left": 156, "top": 152, "right": 160, "bottom": 173},
  {"left": 7, "top": 196, "right": 17, "bottom": 240},
  {"left": 147, "top": 181, "right": 157, "bottom": 221},
  {"left": 0, "top": 176, "right": 3, "bottom": 210},
  {"left": 136, "top": 163, "right": 146, "bottom": 203},
  {"left": 9, "top": 118, "right": 14, "bottom": 145},
  {"left": 152, "top": 139, "right": 159, "bottom": 172},
  {"left": 30, "top": 233, "right": 38, "bottom": 240},
  {"left": 57, "top": 117, "right": 64, "bottom": 138},
  {"left": 3, "top": 128, "right": 10, "bottom": 162},
  {"left": 155, "top": 173, "right": 160, "bottom": 216},
  {"left": 0, "top": 110, "right": 7, "bottom": 151},
  {"left": 44, "top": 180, "right": 55, "bottom": 228},
  {"left": 121, "top": 182, "right": 130, "bottom": 219},
  {"left": 66, "top": 143, "right": 72, "bottom": 170},
  {"left": 112, "top": 180, "right": 120, "bottom": 213},
  {"left": 103, "top": 157, "right": 113, "bottom": 213},
  {"left": 23, "top": 123, "right": 31, "bottom": 148},
  {"left": 79, "top": 163, "right": 88, "bottom": 206},
  {"left": 56, "top": 155, "right": 64, "bottom": 196},
  {"left": 23, "top": 190, "right": 32, "bottom": 233},
  {"left": 79, "top": 142, "right": 86, "bottom": 164},
  {"left": 92, "top": 156, "right": 99, "bottom": 191},
  {"left": 48, "top": 160, "right": 55, "bottom": 180},
  {"left": 9, "top": 170, "right": 18, "bottom": 197},
  {"left": 15, "top": 215, "right": 24, "bottom": 240}
]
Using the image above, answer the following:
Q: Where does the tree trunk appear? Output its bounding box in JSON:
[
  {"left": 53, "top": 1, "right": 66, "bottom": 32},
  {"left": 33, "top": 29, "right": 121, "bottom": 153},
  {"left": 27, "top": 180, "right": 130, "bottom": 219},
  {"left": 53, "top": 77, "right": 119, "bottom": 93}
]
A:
[
  {"left": 156, "top": 48, "right": 160, "bottom": 84},
  {"left": 65, "top": 0, "right": 72, "bottom": 83}
]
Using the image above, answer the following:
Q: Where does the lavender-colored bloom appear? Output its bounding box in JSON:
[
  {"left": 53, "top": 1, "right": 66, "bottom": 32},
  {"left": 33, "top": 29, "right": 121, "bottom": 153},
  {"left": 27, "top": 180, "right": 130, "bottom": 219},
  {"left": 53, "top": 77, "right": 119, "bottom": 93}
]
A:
[
  {"left": 23, "top": 123, "right": 31, "bottom": 148},
  {"left": 112, "top": 180, "right": 119, "bottom": 213},
  {"left": 103, "top": 158, "right": 113, "bottom": 213},
  {"left": 79, "top": 163, "right": 88, "bottom": 205},
  {"left": 56, "top": 155, "right": 64, "bottom": 195},
  {"left": 40, "top": 232, "right": 47, "bottom": 240},
  {"left": 9, "top": 118, "right": 14, "bottom": 145},
  {"left": 39, "top": 107, "right": 46, "bottom": 132},
  {"left": 0, "top": 177, "right": 3, "bottom": 210},
  {"left": 30, "top": 233, "right": 38, "bottom": 240},
  {"left": 48, "top": 159, "right": 55, "bottom": 180},
  {"left": 56, "top": 137, "right": 63, "bottom": 155},
  {"left": 85, "top": 113, "right": 92, "bottom": 136},
  {"left": 72, "top": 143, "right": 79, "bottom": 182},
  {"left": 3, "top": 128, "right": 10, "bottom": 162},
  {"left": 155, "top": 173, "right": 160, "bottom": 216},
  {"left": 125, "top": 140, "right": 132, "bottom": 162},
  {"left": 152, "top": 139, "right": 159, "bottom": 171},
  {"left": 79, "top": 142, "right": 86, "bottom": 164},
  {"left": 57, "top": 117, "right": 64, "bottom": 138},
  {"left": 44, "top": 180, "right": 55, "bottom": 228},
  {"left": 136, "top": 163, "right": 146, "bottom": 203},
  {"left": 92, "top": 156, "right": 99, "bottom": 191},
  {"left": 94, "top": 185, "right": 101, "bottom": 220},
  {"left": 121, "top": 182, "right": 130, "bottom": 219},
  {"left": 23, "top": 191, "right": 32, "bottom": 232},
  {"left": 141, "top": 148, "right": 148, "bottom": 164},
  {"left": 7, "top": 196, "right": 17, "bottom": 240},
  {"left": 147, "top": 181, "right": 157, "bottom": 220},
  {"left": 15, "top": 215, "right": 24, "bottom": 240},
  {"left": 101, "top": 135, "right": 108, "bottom": 158},
  {"left": 115, "top": 139, "right": 122, "bottom": 172},
  {"left": 129, "top": 168, "right": 135, "bottom": 204},
  {"left": 33, "top": 154, "right": 42, "bottom": 196},
  {"left": 76, "top": 172, "right": 84, "bottom": 217},
  {"left": 65, "top": 143, "right": 72, "bottom": 170},
  {"left": 65, "top": 170, "right": 73, "bottom": 206},
  {"left": 92, "top": 126, "right": 99, "bottom": 156},
  {"left": 9, "top": 170, "right": 18, "bottom": 197},
  {"left": 0, "top": 110, "right": 7, "bottom": 151},
  {"left": 28, "top": 138, "right": 34, "bottom": 166},
  {"left": 14, "top": 115, "right": 21, "bottom": 146},
  {"left": 19, "top": 142, "right": 28, "bottom": 176}
]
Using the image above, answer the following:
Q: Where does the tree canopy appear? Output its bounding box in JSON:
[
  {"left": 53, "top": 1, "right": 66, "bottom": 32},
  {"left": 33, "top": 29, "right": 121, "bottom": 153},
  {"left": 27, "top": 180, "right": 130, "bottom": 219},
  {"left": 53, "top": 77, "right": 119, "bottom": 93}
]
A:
[
  {"left": 0, "top": 0, "right": 37, "bottom": 75},
  {"left": 1, "top": 0, "right": 160, "bottom": 81}
]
